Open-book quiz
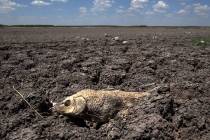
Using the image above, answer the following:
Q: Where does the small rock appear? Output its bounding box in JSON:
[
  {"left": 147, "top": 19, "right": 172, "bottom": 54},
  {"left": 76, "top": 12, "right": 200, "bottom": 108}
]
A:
[
  {"left": 152, "top": 36, "right": 158, "bottom": 39},
  {"left": 81, "top": 37, "right": 89, "bottom": 41},
  {"left": 184, "top": 31, "right": 192, "bottom": 34},
  {"left": 122, "top": 41, "right": 128, "bottom": 44},
  {"left": 75, "top": 36, "right": 80, "bottom": 39},
  {"left": 114, "top": 36, "right": 120, "bottom": 41},
  {"left": 104, "top": 33, "right": 109, "bottom": 37}
]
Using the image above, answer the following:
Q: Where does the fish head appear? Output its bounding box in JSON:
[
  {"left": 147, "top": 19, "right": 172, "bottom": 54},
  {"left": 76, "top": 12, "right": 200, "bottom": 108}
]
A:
[{"left": 53, "top": 96, "right": 86, "bottom": 116}]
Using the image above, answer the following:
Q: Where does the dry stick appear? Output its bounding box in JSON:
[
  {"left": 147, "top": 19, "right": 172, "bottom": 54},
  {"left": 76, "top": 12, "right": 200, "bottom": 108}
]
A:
[
  {"left": 146, "top": 86, "right": 161, "bottom": 93},
  {"left": 145, "top": 78, "right": 167, "bottom": 93},
  {"left": 141, "top": 83, "right": 156, "bottom": 88},
  {"left": 12, "top": 86, "right": 43, "bottom": 119}
]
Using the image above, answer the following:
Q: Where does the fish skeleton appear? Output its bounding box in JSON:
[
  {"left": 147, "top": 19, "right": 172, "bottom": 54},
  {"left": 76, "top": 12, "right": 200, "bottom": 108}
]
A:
[{"left": 53, "top": 89, "right": 150, "bottom": 123}]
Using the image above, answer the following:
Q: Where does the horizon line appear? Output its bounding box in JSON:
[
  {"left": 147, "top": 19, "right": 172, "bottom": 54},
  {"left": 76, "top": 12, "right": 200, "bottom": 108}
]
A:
[{"left": 0, "top": 24, "right": 210, "bottom": 28}]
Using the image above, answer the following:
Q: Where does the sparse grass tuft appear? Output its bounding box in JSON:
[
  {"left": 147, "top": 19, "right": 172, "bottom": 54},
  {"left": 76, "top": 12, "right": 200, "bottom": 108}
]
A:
[{"left": 192, "top": 36, "right": 210, "bottom": 47}]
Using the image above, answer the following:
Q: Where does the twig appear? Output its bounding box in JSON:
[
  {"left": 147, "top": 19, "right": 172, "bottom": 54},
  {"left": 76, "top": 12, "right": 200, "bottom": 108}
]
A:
[
  {"left": 141, "top": 83, "right": 156, "bottom": 88},
  {"left": 12, "top": 86, "right": 43, "bottom": 119},
  {"left": 146, "top": 86, "right": 161, "bottom": 93}
]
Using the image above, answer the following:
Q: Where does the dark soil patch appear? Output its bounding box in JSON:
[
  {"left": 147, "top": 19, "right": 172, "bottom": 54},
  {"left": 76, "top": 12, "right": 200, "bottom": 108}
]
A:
[{"left": 0, "top": 27, "right": 210, "bottom": 140}]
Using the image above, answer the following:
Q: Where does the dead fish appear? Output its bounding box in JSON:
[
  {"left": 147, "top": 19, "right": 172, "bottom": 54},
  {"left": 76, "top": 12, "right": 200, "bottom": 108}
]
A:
[{"left": 53, "top": 89, "right": 150, "bottom": 123}]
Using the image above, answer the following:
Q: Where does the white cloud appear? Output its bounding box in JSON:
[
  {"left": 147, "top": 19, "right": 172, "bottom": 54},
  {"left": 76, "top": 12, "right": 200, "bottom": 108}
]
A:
[
  {"left": 193, "top": 3, "right": 209, "bottom": 16},
  {"left": 50, "top": 0, "right": 68, "bottom": 2},
  {"left": 116, "top": 6, "right": 125, "bottom": 14},
  {"left": 177, "top": 5, "right": 191, "bottom": 16},
  {"left": 79, "top": 7, "right": 87, "bottom": 16},
  {"left": 177, "top": 9, "right": 187, "bottom": 15},
  {"left": 31, "top": 0, "right": 68, "bottom": 6},
  {"left": 129, "top": 0, "right": 149, "bottom": 11},
  {"left": 153, "top": 1, "right": 168, "bottom": 13},
  {"left": 0, "top": 0, "right": 22, "bottom": 13},
  {"left": 177, "top": 0, "right": 187, "bottom": 6},
  {"left": 180, "top": 2, "right": 186, "bottom": 6},
  {"left": 31, "top": 0, "right": 51, "bottom": 6},
  {"left": 145, "top": 11, "right": 154, "bottom": 15},
  {"left": 92, "top": 0, "right": 113, "bottom": 12}
]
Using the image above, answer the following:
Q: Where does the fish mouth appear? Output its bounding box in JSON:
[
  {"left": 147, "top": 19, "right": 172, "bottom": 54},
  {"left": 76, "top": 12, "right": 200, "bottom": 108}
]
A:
[
  {"left": 52, "top": 102, "right": 75, "bottom": 115},
  {"left": 51, "top": 102, "right": 64, "bottom": 113}
]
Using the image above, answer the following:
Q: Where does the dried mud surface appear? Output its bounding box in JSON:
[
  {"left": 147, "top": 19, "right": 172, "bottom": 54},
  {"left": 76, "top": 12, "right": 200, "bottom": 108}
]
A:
[{"left": 0, "top": 27, "right": 210, "bottom": 140}]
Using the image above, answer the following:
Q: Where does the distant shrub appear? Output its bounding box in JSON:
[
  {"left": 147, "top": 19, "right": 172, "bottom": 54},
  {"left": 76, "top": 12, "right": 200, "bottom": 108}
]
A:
[
  {"left": 0, "top": 24, "right": 7, "bottom": 27},
  {"left": 10, "top": 25, "right": 55, "bottom": 27},
  {"left": 192, "top": 37, "right": 210, "bottom": 47}
]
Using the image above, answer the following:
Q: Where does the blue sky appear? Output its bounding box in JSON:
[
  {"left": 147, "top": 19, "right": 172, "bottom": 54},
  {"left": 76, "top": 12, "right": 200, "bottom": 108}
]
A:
[{"left": 0, "top": 0, "right": 210, "bottom": 26}]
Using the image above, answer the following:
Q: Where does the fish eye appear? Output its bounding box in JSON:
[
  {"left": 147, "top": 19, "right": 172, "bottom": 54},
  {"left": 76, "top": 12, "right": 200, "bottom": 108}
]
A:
[{"left": 64, "top": 100, "right": 71, "bottom": 106}]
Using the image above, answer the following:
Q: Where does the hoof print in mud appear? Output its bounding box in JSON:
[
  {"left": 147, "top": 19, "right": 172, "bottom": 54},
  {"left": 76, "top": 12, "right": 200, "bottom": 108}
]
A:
[
  {"left": 23, "top": 95, "right": 53, "bottom": 113},
  {"left": 100, "top": 69, "right": 126, "bottom": 86},
  {"left": 158, "top": 98, "right": 175, "bottom": 121},
  {"left": 60, "top": 58, "right": 77, "bottom": 70},
  {"left": 23, "top": 59, "right": 36, "bottom": 70}
]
